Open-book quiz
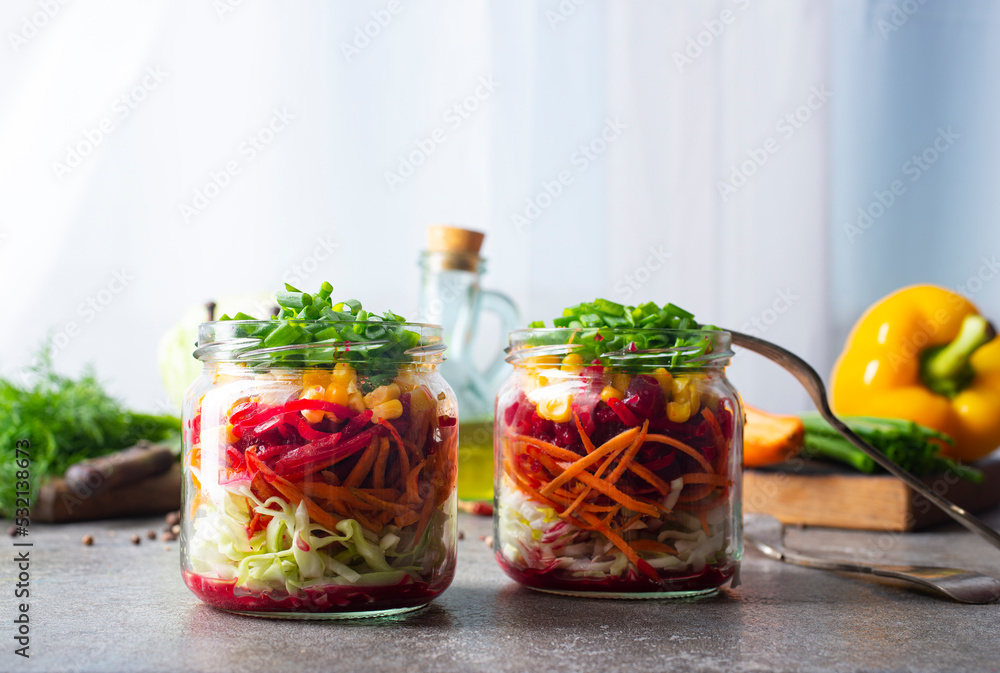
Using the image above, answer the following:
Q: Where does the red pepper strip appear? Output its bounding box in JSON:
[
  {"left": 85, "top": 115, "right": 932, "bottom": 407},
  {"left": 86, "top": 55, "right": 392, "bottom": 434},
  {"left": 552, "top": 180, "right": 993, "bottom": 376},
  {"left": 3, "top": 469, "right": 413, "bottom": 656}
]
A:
[
  {"left": 278, "top": 427, "right": 379, "bottom": 480},
  {"left": 228, "top": 400, "right": 258, "bottom": 426},
  {"left": 226, "top": 445, "right": 246, "bottom": 470},
  {"left": 296, "top": 418, "right": 328, "bottom": 442},
  {"left": 245, "top": 449, "right": 340, "bottom": 531},
  {"left": 642, "top": 452, "right": 676, "bottom": 472},
  {"left": 438, "top": 415, "right": 457, "bottom": 427},
  {"left": 236, "top": 399, "right": 357, "bottom": 433},
  {"left": 256, "top": 442, "right": 291, "bottom": 463},
  {"left": 607, "top": 397, "right": 639, "bottom": 426},
  {"left": 272, "top": 432, "right": 343, "bottom": 475}
]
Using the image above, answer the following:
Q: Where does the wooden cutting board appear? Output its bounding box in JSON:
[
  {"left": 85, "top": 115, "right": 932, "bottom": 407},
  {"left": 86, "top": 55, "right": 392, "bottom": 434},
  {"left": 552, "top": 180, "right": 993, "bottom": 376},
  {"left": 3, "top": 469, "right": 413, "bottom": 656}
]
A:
[{"left": 743, "top": 456, "right": 1000, "bottom": 531}]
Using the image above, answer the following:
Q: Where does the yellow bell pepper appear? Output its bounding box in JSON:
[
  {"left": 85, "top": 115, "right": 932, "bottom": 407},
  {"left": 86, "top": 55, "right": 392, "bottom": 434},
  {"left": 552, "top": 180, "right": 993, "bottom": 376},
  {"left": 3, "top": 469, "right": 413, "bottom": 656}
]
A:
[{"left": 831, "top": 285, "right": 1000, "bottom": 462}]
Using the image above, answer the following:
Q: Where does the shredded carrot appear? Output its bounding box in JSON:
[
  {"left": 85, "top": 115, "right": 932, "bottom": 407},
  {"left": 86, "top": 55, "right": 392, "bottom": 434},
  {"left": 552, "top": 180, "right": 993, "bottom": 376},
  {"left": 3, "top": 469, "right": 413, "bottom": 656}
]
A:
[
  {"left": 246, "top": 450, "right": 340, "bottom": 531},
  {"left": 573, "top": 410, "right": 596, "bottom": 454},
  {"left": 348, "top": 487, "right": 413, "bottom": 516},
  {"left": 698, "top": 509, "right": 711, "bottom": 535},
  {"left": 379, "top": 419, "right": 410, "bottom": 479},
  {"left": 601, "top": 505, "right": 622, "bottom": 528},
  {"left": 539, "top": 426, "right": 640, "bottom": 496},
  {"left": 394, "top": 509, "right": 420, "bottom": 527},
  {"left": 644, "top": 434, "right": 714, "bottom": 473},
  {"left": 372, "top": 437, "right": 391, "bottom": 489},
  {"left": 300, "top": 482, "right": 399, "bottom": 503},
  {"left": 344, "top": 436, "right": 379, "bottom": 487},
  {"left": 579, "top": 511, "right": 658, "bottom": 581},
  {"left": 677, "top": 485, "right": 715, "bottom": 503},
  {"left": 701, "top": 407, "right": 726, "bottom": 452},
  {"left": 606, "top": 420, "right": 649, "bottom": 485},
  {"left": 405, "top": 460, "right": 426, "bottom": 504},
  {"left": 513, "top": 435, "right": 579, "bottom": 461},
  {"left": 413, "top": 491, "right": 436, "bottom": 540},
  {"left": 627, "top": 462, "right": 670, "bottom": 495},
  {"left": 573, "top": 472, "right": 660, "bottom": 516},
  {"left": 617, "top": 512, "right": 643, "bottom": 533},
  {"left": 628, "top": 539, "right": 678, "bottom": 555}
]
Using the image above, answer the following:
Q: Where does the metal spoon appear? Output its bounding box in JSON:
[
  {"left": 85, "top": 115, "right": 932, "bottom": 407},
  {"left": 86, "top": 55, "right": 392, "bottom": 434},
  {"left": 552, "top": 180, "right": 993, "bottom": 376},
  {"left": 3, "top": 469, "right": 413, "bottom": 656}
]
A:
[
  {"left": 744, "top": 513, "right": 1000, "bottom": 604},
  {"left": 728, "top": 330, "right": 1000, "bottom": 553}
]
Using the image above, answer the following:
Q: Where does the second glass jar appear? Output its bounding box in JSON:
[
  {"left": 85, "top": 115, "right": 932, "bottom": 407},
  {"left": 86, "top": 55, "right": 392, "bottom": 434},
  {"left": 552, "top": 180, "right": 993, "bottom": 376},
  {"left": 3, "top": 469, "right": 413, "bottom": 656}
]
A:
[{"left": 493, "top": 328, "right": 743, "bottom": 598}]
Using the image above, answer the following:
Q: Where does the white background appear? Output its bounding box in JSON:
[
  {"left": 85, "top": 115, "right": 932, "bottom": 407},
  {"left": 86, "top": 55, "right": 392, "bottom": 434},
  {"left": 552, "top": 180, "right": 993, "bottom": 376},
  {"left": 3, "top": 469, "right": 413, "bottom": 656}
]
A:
[{"left": 1, "top": 0, "right": 998, "bottom": 414}]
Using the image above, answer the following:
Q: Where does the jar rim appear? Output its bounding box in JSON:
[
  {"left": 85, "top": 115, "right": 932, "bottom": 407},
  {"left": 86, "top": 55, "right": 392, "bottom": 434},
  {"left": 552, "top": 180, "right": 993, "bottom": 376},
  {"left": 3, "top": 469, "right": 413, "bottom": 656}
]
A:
[
  {"left": 194, "top": 320, "right": 446, "bottom": 365},
  {"left": 505, "top": 327, "right": 733, "bottom": 370}
]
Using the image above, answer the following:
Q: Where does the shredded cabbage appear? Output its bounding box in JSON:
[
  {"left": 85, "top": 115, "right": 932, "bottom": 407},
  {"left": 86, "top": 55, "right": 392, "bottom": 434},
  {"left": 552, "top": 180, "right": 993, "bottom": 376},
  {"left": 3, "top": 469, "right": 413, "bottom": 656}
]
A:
[
  {"left": 188, "top": 485, "right": 444, "bottom": 596},
  {"left": 496, "top": 478, "right": 729, "bottom": 580}
]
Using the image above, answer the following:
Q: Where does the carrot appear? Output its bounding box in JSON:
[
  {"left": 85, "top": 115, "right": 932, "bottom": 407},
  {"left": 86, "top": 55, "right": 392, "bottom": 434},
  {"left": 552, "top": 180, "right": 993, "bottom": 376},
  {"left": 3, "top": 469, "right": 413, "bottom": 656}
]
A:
[
  {"left": 372, "top": 437, "right": 391, "bottom": 489},
  {"left": 628, "top": 539, "right": 678, "bottom": 555},
  {"left": 539, "top": 426, "right": 640, "bottom": 496},
  {"left": 573, "top": 410, "right": 597, "bottom": 454},
  {"left": 405, "top": 460, "right": 426, "bottom": 504},
  {"left": 379, "top": 419, "right": 410, "bottom": 481},
  {"left": 742, "top": 405, "right": 804, "bottom": 468},
  {"left": 573, "top": 472, "right": 660, "bottom": 516},
  {"left": 395, "top": 509, "right": 421, "bottom": 527},
  {"left": 512, "top": 435, "right": 580, "bottom": 462},
  {"left": 246, "top": 450, "right": 340, "bottom": 531},
  {"left": 348, "top": 487, "right": 413, "bottom": 516},
  {"left": 698, "top": 509, "right": 710, "bottom": 535},
  {"left": 701, "top": 407, "right": 726, "bottom": 452},
  {"left": 606, "top": 420, "right": 649, "bottom": 485},
  {"left": 644, "top": 434, "right": 714, "bottom": 473},
  {"left": 601, "top": 505, "right": 621, "bottom": 528},
  {"left": 344, "top": 436, "right": 380, "bottom": 487},
  {"left": 560, "top": 433, "right": 630, "bottom": 518},
  {"left": 300, "top": 482, "right": 399, "bottom": 503},
  {"left": 627, "top": 462, "right": 670, "bottom": 496},
  {"left": 677, "top": 485, "right": 715, "bottom": 503},
  {"left": 579, "top": 512, "right": 658, "bottom": 581},
  {"left": 413, "top": 491, "right": 436, "bottom": 540}
]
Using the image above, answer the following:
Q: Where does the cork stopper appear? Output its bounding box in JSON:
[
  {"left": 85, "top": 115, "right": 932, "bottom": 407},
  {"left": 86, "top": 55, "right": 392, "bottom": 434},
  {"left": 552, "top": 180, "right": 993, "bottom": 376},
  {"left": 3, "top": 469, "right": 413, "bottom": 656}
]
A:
[{"left": 427, "top": 225, "right": 485, "bottom": 256}]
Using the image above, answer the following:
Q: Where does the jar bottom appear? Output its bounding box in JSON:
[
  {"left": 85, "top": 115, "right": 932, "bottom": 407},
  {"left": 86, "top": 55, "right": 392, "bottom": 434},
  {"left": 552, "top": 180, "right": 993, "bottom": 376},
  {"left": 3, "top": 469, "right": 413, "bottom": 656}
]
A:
[
  {"left": 221, "top": 604, "right": 428, "bottom": 621},
  {"left": 524, "top": 586, "right": 721, "bottom": 600}
]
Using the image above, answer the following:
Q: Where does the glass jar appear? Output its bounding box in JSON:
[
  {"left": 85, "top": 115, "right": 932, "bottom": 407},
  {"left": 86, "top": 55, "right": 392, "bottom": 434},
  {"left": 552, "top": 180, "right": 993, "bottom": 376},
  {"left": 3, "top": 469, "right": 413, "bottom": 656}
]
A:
[
  {"left": 180, "top": 321, "right": 458, "bottom": 618},
  {"left": 493, "top": 328, "right": 742, "bottom": 598}
]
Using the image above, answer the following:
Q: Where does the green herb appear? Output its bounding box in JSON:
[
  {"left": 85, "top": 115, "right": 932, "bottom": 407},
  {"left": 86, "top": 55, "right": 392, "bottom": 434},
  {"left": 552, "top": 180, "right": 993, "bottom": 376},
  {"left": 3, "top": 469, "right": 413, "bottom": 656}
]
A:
[
  {"left": 0, "top": 346, "right": 181, "bottom": 517},
  {"left": 526, "top": 298, "right": 718, "bottom": 369},
  {"left": 218, "top": 282, "right": 421, "bottom": 393},
  {"left": 798, "top": 413, "right": 982, "bottom": 482}
]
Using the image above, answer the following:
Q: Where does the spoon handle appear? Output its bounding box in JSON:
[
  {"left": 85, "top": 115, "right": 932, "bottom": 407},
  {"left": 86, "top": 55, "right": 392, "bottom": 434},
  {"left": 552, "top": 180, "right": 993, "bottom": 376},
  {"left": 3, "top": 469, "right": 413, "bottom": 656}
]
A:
[{"left": 729, "top": 330, "right": 1000, "bottom": 553}]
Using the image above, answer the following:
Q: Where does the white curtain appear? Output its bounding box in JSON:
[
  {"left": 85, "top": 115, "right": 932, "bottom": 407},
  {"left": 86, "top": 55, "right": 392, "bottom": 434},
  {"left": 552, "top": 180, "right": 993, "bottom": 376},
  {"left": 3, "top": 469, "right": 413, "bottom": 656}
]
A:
[{"left": 0, "top": 0, "right": 993, "bottom": 414}]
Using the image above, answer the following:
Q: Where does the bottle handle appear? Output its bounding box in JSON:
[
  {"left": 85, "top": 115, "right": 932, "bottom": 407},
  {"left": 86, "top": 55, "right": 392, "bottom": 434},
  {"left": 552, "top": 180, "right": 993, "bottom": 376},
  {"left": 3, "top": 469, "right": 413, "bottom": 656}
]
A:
[{"left": 477, "top": 289, "right": 520, "bottom": 391}]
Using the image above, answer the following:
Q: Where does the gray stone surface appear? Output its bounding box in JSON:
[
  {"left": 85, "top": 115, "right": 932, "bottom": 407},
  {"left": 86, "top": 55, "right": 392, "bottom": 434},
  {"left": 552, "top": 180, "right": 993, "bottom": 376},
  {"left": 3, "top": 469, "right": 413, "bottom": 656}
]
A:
[{"left": 5, "top": 510, "right": 1000, "bottom": 673}]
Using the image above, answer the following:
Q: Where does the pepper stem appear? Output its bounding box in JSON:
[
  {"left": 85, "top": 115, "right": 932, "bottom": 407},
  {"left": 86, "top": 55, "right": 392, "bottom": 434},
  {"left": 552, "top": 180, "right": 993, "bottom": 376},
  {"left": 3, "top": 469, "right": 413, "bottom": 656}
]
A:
[{"left": 920, "top": 314, "right": 996, "bottom": 397}]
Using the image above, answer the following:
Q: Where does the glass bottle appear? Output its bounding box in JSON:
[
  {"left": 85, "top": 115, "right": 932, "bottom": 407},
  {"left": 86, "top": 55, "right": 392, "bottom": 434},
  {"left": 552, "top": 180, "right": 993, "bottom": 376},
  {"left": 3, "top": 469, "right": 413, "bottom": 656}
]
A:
[{"left": 417, "top": 225, "right": 519, "bottom": 501}]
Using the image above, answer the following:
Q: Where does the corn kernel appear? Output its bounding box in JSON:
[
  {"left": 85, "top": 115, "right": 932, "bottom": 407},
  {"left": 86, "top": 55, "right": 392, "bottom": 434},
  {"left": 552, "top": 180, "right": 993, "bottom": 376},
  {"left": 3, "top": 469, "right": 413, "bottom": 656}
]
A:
[
  {"left": 688, "top": 386, "right": 700, "bottom": 415},
  {"left": 561, "top": 353, "right": 584, "bottom": 374},
  {"left": 302, "top": 370, "right": 331, "bottom": 389},
  {"left": 332, "top": 362, "right": 356, "bottom": 386},
  {"left": 600, "top": 385, "right": 623, "bottom": 404},
  {"left": 671, "top": 377, "right": 691, "bottom": 397},
  {"left": 652, "top": 367, "right": 674, "bottom": 396},
  {"left": 667, "top": 400, "right": 691, "bottom": 423},
  {"left": 364, "top": 383, "right": 401, "bottom": 409},
  {"left": 537, "top": 395, "right": 573, "bottom": 423},
  {"left": 371, "top": 399, "right": 403, "bottom": 422},
  {"left": 300, "top": 385, "right": 326, "bottom": 424},
  {"left": 347, "top": 391, "right": 365, "bottom": 414},
  {"left": 612, "top": 372, "right": 631, "bottom": 394},
  {"left": 528, "top": 354, "right": 561, "bottom": 368}
]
